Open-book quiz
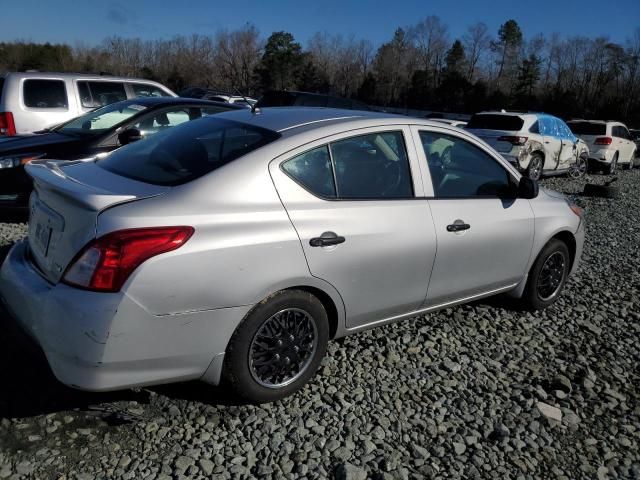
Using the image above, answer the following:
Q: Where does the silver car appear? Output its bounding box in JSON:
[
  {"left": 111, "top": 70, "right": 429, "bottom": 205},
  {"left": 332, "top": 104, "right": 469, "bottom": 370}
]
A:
[{"left": 0, "top": 108, "right": 585, "bottom": 403}]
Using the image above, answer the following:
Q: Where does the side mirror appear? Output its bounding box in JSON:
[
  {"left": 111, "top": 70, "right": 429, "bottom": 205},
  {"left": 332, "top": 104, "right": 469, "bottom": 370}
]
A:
[
  {"left": 118, "top": 128, "right": 143, "bottom": 146},
  {"left": 518, "top": 176, "right": 539, "bottom": 199}
]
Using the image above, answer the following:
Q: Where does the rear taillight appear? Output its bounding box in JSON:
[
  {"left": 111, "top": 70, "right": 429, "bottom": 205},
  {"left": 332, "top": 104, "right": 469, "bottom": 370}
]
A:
[
  {"left": 63, "top": 226, "right": 194, "bottom": 292},
  {"left": 0, "top": 112, "right": 16, "bottom": 136},
  {"left": 498, "top": 136, "right": 528, "bottom": 146},
  {"left": 594, "top": 137, "right": 612, "bottom": 145}
]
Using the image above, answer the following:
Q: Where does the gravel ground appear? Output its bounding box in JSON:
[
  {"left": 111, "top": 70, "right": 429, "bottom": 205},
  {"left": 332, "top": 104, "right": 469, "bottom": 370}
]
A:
[{"left": 0, "top": 170, "right": 638, "bottom": 480}]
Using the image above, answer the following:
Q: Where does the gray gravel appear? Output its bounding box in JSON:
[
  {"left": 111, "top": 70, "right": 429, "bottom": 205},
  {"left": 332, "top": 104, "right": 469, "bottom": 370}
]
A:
[{"left": 0, "top": 170, "right": 639, "bottom": 479}]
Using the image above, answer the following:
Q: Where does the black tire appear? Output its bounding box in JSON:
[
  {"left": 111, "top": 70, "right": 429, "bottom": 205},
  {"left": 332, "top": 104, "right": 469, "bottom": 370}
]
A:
[
  {"left": 627, "top": 155, "right": 635, "bottom": 170},
  {"left": 526, "top": 153, "right": 544, "bottom": 181},
  {"left": 521, "top": 239, "right": 570, "bottom": 310},
  {"left": 605, "top": 153, "right": 618, "bottom": 174},
  {"left": 223, "top": 290, "right": 329, "bottom": 403}
]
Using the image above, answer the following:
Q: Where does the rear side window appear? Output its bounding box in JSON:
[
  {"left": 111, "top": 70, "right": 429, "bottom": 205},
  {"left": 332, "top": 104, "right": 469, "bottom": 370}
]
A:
[
  {"left": 98, "top": 117, "right": 280, "bottom": 186},
  {"left": 529, "top": 121, "right": 539, "bottom": 134},
  {"left": 130, "top": 83, "right": 171, "bottom": 98},
  {"left": 282, "top": 146, "right": 336, "bottom": 198},
  {"left": 567, "top": 122, "right": 606, "bottom": 136},
  {"left": 282, "top": 131, "right": 413, "bottom": 199},
  {"left": 0, "top": 77, "right": 5, "bottom": 100},
  {"left": 23, "top": 79, "right": 68, "bottom": 109},
  {"left": 78, "top": 81, "right": 127, "bottom": 108},
  {"left": 466, "top": 114, "right": 524, "bottom": 131}
]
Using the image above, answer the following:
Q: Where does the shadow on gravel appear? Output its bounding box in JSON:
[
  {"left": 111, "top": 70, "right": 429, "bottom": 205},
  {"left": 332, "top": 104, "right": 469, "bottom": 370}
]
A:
[
  {"left": 0, "top": 311, "right": 151, "bottom": 420},
  {"left": 0, "top": 211, "right": 28, "bottom": 224}
]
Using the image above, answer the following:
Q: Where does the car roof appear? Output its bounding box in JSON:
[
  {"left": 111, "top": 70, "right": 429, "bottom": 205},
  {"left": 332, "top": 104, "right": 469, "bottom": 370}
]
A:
[
  {"left": 3, "top": 71, "right": 166, "bottom": 83},
  {"left": 106, "top": 97, "right": 244, "bottom": 109},
  {"left": 214, "top": 107, "right": 401, "bottom": 132}
]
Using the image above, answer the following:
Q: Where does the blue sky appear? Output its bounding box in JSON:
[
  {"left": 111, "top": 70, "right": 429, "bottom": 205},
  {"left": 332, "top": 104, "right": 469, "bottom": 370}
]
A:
[{"left": 2, "top": 0, "right": 638, "bottom": 48}]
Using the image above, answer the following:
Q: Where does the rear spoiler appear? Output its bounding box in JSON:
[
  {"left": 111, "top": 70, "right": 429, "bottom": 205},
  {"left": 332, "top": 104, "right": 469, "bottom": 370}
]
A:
[{"left": 26, "top": 161, "right": 160, "bottom": 212}]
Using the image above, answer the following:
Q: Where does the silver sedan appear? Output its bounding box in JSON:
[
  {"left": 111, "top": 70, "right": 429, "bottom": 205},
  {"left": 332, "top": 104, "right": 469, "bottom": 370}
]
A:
[{"left": 0, "top": 108, "right": 585, "bottom": 402}]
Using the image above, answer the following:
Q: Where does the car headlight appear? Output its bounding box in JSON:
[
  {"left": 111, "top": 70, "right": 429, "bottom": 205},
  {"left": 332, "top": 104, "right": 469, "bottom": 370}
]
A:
[{"left": 0, "top": 154, "right": 45, "bottom": 169}]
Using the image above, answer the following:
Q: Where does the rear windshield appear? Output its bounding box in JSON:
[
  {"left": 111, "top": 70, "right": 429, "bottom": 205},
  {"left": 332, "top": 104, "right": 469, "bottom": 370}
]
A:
[
  {"left": 98, "top": 117, "right": 280, "bottom": 186},
  {"left": 466, "top": 114, "right": 524, "bottom": 131},
  {"left": 567, "top": 121, "right": 606, "bottom": 136}
]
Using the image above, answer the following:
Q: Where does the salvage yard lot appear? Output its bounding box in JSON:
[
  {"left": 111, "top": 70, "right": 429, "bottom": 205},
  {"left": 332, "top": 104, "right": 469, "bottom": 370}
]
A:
[{"left": 0, "top": 171, "right": 638, "bottom": 480}]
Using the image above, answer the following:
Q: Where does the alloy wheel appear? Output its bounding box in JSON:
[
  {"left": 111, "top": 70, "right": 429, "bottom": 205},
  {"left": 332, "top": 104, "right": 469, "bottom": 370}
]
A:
[
  {"left": 528, "top": 156, "right": 542, "bottom": 180},
  {"left": 536, "top": 252, "right": 566, "bottom": 301},
  {"left": 248, "top": 308, "right": 318, "bottom": 389}
]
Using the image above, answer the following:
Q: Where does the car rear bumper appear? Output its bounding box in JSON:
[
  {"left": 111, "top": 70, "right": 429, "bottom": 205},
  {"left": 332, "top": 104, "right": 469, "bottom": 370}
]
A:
[
  {"left": 571, "top": 216, "right": 585, "bottom": 277},
  {"left": 0, "top": 241, "right": 251, "bottom": 391}
]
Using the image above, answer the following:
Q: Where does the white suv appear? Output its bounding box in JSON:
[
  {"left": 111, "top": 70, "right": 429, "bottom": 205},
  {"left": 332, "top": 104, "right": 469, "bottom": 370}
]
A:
[
  {"left": 466, "top": 111, "right": 590, "bottom": 180},
  {"left": 567, "top": 120, "right": 636, "bottom": 173},
  {"left": 0, "top": 72, "right": 176, "bottom": 136}
]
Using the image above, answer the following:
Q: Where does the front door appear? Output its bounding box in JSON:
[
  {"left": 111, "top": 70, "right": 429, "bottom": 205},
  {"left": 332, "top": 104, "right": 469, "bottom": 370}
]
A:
[
  {"left": 541, "top": 116, "right": 562, "bottom": 171},
  {"left": 270, "top": 127, "right": 438, "bottom": 328},
  {"left": 411, "top": 127, "right": 534, "bottom": 306}
]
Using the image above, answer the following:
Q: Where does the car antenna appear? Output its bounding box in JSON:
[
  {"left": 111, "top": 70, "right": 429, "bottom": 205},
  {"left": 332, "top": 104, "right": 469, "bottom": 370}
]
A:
[{"left": 234, "top": 86, "right": 260, "bottom": 114}]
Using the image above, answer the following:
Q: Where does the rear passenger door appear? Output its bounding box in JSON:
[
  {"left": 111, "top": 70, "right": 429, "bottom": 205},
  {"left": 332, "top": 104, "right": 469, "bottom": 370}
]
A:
[
  {"left": 270, "top": 126, "right": 438, "bottom": 328},
  {"left": 540, "top": 116, "right": 561, "bottom": 171},
  {"left": 411, "top": 126, "right": 534, "bottom": 306}
]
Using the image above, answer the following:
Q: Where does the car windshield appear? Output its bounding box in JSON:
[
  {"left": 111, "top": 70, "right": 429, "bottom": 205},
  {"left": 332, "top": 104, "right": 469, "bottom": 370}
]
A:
[
  {"left": 56, "top": 102, "right": 149, "bottom": 136},
  {"left": 466, "top": 114, "right": 524, "bottom": 131},
  {"left": 97, "top": 117, "right": 281, "bottom": 186},
  {"left": 567, "top": 121, "right": 606, "bottom": 136}
]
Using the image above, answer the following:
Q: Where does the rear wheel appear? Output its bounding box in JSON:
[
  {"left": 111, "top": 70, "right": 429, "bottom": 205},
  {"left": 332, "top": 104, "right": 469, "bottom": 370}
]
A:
[
  {"left": 527, "top": 153, "right": 544, "bottom": 181},
  {"left": 223, "top": 290, "right": 329, "bottom": 403},
  {"left": 605, "top": 153, "right": 618, "bottom": 174},
  {"left": 627, "top": 154, "right": 635, "bottom": 170},
  {"left": 521, "top": 239, "right": 570, "bottom": 310}
]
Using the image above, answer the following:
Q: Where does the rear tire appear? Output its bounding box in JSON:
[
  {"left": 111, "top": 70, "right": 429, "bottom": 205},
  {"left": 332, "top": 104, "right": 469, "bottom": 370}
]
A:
[
  {"left": 521, "top": 239, "right": 570, "bottom": 310},
  {"left": 627, "top": 155, "right": 635, "bottom": 170},
  {"left": 526, "top": 153, "right": 544, "bottom": 181},
  {"left": 223, "top": 290, "right": 329, "bottom": 403},
  {"left": 569, "top": 154, "right": 588, "bottom": 178},
  {"left": 605, "top": 153, "right": 618, "bottom": 174}
]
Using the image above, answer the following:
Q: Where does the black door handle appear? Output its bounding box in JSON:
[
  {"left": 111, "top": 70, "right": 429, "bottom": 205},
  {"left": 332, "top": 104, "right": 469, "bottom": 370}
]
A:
[
  {"left": 310, "top": 231, "right": 345, "bottom": 247},
  {"left": 447, "top": 223, "right": 471, "bottom": 232}
]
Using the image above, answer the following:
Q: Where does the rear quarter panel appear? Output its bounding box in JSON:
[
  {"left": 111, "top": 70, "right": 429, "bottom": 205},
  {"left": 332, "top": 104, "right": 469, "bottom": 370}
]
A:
[{"left": 96, "top": 147, "right": 339, "bottom": 317}]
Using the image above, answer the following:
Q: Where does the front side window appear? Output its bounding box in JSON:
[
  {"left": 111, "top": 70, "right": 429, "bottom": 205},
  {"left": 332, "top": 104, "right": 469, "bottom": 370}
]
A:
[
  {"left": 78, "top": 81, "right": 127, "bottom": 108},
  {"left": 419, "top": 131, "right": 512, "bottom": 198},
  {"left": 23, "top": 79, "right": 68, "bottom": 109},
  {"left": 130, "top": 83, "right": 171, "bottom": 98},
  {"left": 98, "top": 117, "right": 280, "bottom": 186}
]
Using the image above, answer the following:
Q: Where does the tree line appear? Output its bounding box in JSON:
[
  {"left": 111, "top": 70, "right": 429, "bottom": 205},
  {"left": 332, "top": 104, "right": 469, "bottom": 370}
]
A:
[{"left": 1, "top": 19, "right": 639, "bottom": 125}]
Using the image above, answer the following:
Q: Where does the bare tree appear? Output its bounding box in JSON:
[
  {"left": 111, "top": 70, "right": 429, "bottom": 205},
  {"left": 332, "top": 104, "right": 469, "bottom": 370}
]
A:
[{"left": 463, "top": 22, "right": 491, "bottom": 81}]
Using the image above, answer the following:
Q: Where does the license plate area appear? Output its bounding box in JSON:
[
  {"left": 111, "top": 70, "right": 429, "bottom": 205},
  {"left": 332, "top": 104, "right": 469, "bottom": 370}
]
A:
[{"left": 28, "top": 198, "right": 65, "bottom": 268}]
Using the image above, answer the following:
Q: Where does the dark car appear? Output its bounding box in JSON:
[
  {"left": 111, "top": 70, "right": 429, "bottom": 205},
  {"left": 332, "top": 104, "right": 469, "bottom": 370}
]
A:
[
  {"left": 0, "top": 97, "right": 241, "bottom": 210},
  {"left": 256, "top": 90, "right": 371, "bottom": 111}
]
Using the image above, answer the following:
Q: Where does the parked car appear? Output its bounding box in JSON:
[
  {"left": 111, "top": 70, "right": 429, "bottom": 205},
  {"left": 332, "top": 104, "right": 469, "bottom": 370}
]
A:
[
  {"left": 431, "top": 118, "right": 467, "bottom": 128},
  {"left": 0, "top": 108, "right": 585, "bottom": 402},
  {"left": 0, "top": 97, "right": 241, "bottom": 210},
  {"left": 466, "top": 111, "right": 590, "bottom": 180},
  {"left": 567, "top": 120, "right": 637, "bottom": 172},
  {"left": 256, "top": 90, "right": 371, "bottom": 111},
  {"left": 631, "top": 129, "right": 640, "bottom": 154},
  {"left": 179, "top": 87, "right": 257, "bottom": 108},
  {"left": 0, "top": 72, "right": 177, "bottom": 136}
]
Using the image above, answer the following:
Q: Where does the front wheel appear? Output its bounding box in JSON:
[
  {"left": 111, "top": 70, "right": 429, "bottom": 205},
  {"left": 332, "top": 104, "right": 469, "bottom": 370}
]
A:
[
  {"left": 569, "top": 154, "right": 588, "bottom": 178},
  {"left": 223, "top": 290, "right": 329, "bottom": 403},
  {"left": 526, "top": 153, "right": 543, "bottom": 181},
  {"left": 521, "top": 239, "right": 570, "bottom": 310}
]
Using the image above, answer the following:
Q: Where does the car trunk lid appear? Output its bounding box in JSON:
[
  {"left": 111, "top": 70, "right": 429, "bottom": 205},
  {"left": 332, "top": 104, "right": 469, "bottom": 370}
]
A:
[
  {"left": 467, "top": 129, "right": 518, "bottom": 153},
  {"left": 26, "top": 159, "right": 169, "bottom": 283}
]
